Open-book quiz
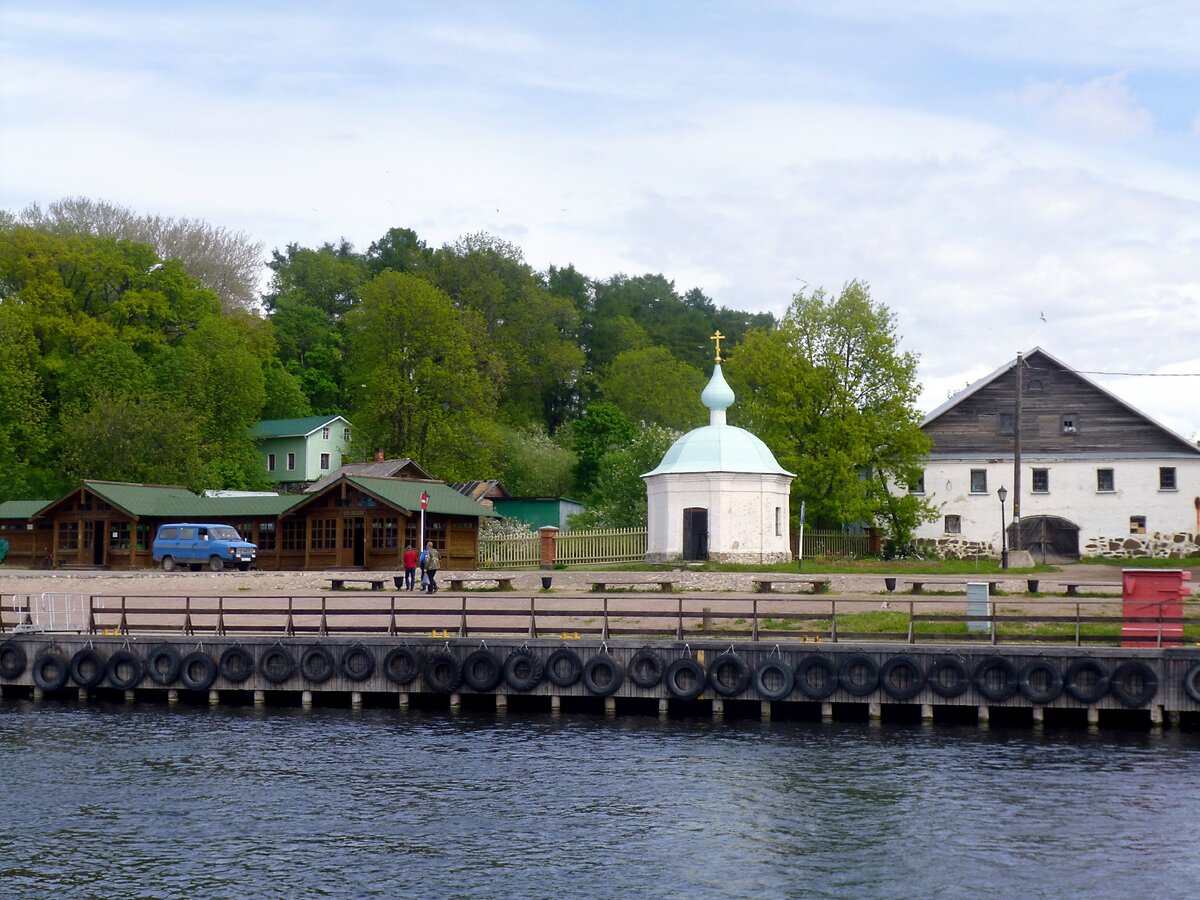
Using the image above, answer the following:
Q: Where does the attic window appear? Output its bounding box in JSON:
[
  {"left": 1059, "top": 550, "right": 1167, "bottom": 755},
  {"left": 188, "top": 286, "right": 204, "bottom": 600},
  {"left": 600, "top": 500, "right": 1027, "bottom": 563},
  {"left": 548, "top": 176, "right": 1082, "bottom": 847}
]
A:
[
  {"left": 997, "top": 413, "right": 1014, "bottom": 435},
  {"left": 322, "top": 426, "right": 330, "bottom": 439},
  {"left": 1027, "top": 378, "right": 1043, "bottom": 392},
  {"left": 1060, "top": 414, "right": 1078, "bottom": 434}
]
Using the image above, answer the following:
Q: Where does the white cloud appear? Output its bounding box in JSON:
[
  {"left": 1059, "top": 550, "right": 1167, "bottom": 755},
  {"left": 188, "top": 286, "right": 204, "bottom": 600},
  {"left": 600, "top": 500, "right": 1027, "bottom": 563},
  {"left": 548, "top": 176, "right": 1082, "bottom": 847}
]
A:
[{"left": 1006, "top": 73, "right": 1154, "bottom": 139}]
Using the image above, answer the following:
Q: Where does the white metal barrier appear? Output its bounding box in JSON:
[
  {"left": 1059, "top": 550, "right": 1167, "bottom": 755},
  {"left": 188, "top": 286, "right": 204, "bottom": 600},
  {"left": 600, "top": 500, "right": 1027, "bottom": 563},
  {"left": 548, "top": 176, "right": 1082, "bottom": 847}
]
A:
[{"left": 10, "top": 593, "right": 91, "bottom": 633}]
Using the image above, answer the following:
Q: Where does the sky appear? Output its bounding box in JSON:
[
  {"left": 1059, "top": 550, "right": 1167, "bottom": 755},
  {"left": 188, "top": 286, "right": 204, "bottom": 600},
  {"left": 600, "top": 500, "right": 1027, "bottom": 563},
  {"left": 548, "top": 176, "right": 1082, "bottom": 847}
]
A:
[{"left": 2, "top": 1, "right": 1199, "bottom": 439}]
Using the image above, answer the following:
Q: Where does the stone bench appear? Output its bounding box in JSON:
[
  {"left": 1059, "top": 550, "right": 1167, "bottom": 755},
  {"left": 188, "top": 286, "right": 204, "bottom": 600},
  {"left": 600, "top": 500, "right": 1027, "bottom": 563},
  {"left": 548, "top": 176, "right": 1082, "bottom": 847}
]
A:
[
  {"left": 752, "top": 577, "right": 831, "bottom": 594},
  {"left": 1063, "top": 582, "right": 1122, "bottom": 597},
  {"left": 447, "top": 576, "right": 515, "bottom": 591},
  {"left": 327, "top": 577, "right": 386, "bottom": 591},
  {"left": 590, "top": 579, "right": 676, "bottom": 593}
]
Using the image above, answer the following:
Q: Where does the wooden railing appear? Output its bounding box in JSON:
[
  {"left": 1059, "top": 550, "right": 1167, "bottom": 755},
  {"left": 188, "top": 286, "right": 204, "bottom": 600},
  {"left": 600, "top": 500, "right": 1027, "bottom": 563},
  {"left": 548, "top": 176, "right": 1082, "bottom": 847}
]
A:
[
  {"left": 2, "top": 594, "right": 1193, "bottom": 647},
  {"left": 556, "top": 527, "right": 646, "bottom": 566}
]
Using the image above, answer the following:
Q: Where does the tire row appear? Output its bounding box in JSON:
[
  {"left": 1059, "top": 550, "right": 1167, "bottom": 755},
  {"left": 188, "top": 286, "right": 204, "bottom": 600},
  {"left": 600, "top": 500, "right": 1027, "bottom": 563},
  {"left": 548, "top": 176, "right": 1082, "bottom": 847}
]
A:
[{"left": 1, "top": 639, "right": 1194, "bottom": 709}]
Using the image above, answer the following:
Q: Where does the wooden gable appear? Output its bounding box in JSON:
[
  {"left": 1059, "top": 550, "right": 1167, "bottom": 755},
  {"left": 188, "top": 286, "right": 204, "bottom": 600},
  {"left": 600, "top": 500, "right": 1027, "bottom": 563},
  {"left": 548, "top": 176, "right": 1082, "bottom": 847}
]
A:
[{"left": 924, "top": 349, "right": 1200, "bottom": 457}]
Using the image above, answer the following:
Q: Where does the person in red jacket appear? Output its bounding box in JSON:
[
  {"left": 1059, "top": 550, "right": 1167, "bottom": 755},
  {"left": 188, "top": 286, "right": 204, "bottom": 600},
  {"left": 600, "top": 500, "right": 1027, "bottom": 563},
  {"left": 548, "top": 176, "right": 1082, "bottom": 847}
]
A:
[{"left": 402, "top": 544, "right": 419, "bottom": 591}]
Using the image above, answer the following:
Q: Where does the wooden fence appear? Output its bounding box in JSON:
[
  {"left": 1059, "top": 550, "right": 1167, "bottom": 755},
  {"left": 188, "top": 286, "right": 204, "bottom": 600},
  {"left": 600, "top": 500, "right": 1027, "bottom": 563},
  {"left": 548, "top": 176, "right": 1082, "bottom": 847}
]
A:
[
  {"left": 557, "top": 528, "right": 646, "bottom": 566},
  {"left": 477, "top": 534, "right": 541, "bottom": 569}
]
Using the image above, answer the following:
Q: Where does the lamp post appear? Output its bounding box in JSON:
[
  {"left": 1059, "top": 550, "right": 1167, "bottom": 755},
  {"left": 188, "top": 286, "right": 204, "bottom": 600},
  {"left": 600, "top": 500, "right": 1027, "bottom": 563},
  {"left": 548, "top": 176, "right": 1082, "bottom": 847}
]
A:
[{"left": 997, "top": 485, "right": 1009, "bottom": 569}]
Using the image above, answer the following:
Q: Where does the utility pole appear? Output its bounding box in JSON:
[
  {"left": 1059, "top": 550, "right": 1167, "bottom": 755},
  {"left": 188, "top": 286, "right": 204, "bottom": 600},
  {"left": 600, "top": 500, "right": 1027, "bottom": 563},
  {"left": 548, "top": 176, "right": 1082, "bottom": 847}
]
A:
[{"left": 1012, "top": 353, "right": 1022, "bottom": 553}]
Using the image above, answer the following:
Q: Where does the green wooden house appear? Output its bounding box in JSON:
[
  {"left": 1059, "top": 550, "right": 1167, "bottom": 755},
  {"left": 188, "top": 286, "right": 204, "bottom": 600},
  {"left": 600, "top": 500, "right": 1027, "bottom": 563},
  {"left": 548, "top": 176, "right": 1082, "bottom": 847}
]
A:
[{"left": 250, "top": 415, "right": 353, "bottom": 486}]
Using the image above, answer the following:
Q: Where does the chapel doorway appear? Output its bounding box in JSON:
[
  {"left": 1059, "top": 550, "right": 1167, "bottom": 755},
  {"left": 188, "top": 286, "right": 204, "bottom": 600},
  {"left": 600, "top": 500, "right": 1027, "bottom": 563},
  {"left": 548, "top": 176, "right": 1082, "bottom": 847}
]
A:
[{"left": 683, "top": 507, "right": 708, "bottom": 561}]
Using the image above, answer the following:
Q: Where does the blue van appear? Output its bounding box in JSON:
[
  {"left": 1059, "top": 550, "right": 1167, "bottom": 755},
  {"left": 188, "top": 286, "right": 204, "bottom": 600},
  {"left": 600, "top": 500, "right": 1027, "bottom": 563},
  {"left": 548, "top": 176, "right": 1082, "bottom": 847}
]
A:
[{"left": 153, "top": 523, "right": 257, "bottom": 572}]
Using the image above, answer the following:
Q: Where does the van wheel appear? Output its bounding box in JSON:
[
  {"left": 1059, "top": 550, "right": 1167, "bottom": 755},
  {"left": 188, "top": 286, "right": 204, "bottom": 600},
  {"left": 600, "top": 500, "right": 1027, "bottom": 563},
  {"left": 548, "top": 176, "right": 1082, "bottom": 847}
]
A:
[
  {"left": 209, "top": 556, "right": 224, "bottom": 572},
  {"left": 161, "top": 556, "right": 176, "bottom": 572}
]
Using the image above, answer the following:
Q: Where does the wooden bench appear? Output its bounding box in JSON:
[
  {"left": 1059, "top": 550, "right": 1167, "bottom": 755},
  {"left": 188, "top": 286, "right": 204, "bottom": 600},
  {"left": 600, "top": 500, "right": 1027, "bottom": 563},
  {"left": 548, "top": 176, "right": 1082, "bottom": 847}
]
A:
[
  {"left": 590, "top": 579, "right": 676, "bottom": 593},
  {"left": 752, "top": 577, "right": 830, "bottom": 594},
  {"left": 447, "top": 576, "right": 515, "bottom": 591},
  {"left": 1063, "top": 582, "right": 1122, "bottom": 597},
  {"left": 327, "top": 577, "right": 386, "bottom": 591},
  {"left": 900, "top": 579, "right": 1004, "bottom": 595}
]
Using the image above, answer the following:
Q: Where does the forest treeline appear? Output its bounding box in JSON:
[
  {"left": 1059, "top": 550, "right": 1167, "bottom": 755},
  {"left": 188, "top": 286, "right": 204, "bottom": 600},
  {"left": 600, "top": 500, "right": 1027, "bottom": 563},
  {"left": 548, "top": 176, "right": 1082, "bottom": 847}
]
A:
[{"left": 0, "top": 198, "right": 933, "bottom": 542}]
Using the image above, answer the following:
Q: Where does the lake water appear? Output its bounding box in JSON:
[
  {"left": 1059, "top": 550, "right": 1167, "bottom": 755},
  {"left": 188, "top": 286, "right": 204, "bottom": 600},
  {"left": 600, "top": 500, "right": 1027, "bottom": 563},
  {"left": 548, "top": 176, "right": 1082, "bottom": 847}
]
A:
[{"left": 2, "top": 700, "right": 1197, "bottom": 898}]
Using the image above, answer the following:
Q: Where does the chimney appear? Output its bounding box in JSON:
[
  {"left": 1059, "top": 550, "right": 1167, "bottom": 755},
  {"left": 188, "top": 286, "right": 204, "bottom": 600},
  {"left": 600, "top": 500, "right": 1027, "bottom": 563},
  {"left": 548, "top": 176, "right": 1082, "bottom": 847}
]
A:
[{"left": 374, "top": 448, "right": 385, "bottom": 463}]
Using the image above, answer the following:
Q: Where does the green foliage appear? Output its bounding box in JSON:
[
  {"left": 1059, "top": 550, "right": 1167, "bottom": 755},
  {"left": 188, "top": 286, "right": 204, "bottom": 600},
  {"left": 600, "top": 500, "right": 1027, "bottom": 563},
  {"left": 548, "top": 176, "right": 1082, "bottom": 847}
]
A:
[
  {"left": 495, "top": 425, "right": 576, "bottom": 497},
  {"left": 570, "top": 402, "right": 636, "bottom": 497},
  {"left": 726, "top": 281, "right": 936, "bottom": 543},
  {"left": 570, "top": 424, "right": 680, "bottom": 529},
  {"left": 599, "top": 346, "right": 707, "bottom": 429}
]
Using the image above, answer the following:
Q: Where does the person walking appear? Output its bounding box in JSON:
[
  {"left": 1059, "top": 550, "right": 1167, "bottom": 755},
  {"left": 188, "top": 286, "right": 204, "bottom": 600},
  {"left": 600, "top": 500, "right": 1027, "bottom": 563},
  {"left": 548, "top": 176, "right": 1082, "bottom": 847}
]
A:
[
  {"left": 402, "top": 544, "right": 418, "bottom": 591},
  {"left": 423, "top": 540, "right": 440, "bottom": 593}
]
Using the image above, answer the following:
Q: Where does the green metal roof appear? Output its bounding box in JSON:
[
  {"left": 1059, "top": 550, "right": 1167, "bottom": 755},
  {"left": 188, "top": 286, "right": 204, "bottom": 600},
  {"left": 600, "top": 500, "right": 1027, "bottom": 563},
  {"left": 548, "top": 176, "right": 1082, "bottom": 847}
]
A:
[
  {"left": 249, "top": 415, "right": 349, "bottom": 439},
  {"left": 64, "top": 482, "right": 305, "bottom": 519},
  {"left": 348, "top": 476, "right": 498, "bottom": 518},
  {"left": 0, "top": 499, "right": 51, "bottom": 520}
]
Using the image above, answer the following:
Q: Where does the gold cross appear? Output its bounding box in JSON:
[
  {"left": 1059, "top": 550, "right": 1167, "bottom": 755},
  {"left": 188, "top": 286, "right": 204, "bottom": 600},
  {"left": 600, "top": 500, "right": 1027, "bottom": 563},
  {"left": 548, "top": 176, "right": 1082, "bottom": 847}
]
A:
[{"left": 711, "top": 330, "right": 725, "bottom": 362}]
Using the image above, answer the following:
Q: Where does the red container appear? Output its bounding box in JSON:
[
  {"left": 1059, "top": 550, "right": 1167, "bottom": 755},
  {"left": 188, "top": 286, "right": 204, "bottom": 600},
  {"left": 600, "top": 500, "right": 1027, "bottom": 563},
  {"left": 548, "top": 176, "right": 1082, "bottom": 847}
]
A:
[{"left": 1121, "top": 569, "right": 1190, "bottom": 648}]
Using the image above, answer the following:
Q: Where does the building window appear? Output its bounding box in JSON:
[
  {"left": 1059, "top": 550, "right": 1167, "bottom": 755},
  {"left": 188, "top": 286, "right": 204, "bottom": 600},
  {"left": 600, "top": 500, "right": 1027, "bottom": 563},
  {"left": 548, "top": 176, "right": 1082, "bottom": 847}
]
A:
[
  {"left": 426, "top": 519, "right": 447, "bottom": 551},
  {"left": 343, "top": 428, "right": 351, "bottom": 442},
  {"left": 970, "top": 469, "right": 987, "bottom": 493},
  {"left": 372, "top": 517, "right": 399, "bottom": 549},
  {"left": 286, "top": 452, "right": 296, "bottom": 471},
  {"left": 58, "top": 521, "right": 79, "bottom": 551},
  {"left": 1027, "top": 378, "right": 1043, "bottom": 392},
  {"left": 774, "top": 507, "right": 782, "bottom": 537},
  {"left": 258, "top": 521, "right": 276, "bottom": 551},
  {"left": 109, "top": 522, "right": 130, "bottom": 551},
  {"left": 1130, "top": 516, "right": 1146, "bottom": 535},
  {"left": 1097, "top": 469, "right": 1114, "bottom": 492},
  {"left": 310, "top": 518, "right": 337, "bottom": 550},
  {"left": 1060, "top": 414, "right": 1078, "bottom": 434},
  {"left": 908, "top": 472, "right": 925, "bottom": 494},
  {"left": 342, "top": 519, "right": 355, "bottom": 549},
  {"left": 1159, "top": 467, "right": 1177, "bottom": 491},
  {"left": 1032, "top": 468, "right": 1049, "bottom": 493},
  {"left": 322, "top": 426, "right": 330, "bottom": 440},
  {"left": 320, "top": 453, "right": 331, "bottom": 470},
  {"left": 281, "top": 519, "right": 305, "bottom": 551},
  {"left": 944, "top": 515, "right": 961, "bottom": 534},
  {"left": 267, "top": 453, "right": 276, "bottom": 472},
  {"left": 136, "top": 522, "right": 151, "bottom": 551},
  {"left": 997, "top": 413, "right": 1014, "bottom": 435}
]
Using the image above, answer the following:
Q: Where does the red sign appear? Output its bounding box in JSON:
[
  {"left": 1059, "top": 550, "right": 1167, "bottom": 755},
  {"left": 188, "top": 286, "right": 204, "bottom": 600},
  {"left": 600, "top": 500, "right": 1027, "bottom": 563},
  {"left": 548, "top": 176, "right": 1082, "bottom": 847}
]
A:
[{"left": 420, "top": 491, "right": 429, "bottom": 511}]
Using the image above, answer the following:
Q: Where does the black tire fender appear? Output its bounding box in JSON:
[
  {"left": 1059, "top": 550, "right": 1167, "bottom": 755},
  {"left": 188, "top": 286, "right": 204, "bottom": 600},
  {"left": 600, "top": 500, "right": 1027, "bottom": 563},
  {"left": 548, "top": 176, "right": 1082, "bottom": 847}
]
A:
[
  {"left": 424, "top": 650, "right": 462, "bottom": 693},
  {"left": 545, "top": 648, "right": 583, "bottom": 688},
  {"left": 383, "top": 646, "right": 421, "bottom": 686},
  {"left": 259, "top": 646, "right": 296, "bottom": 685},
  {"left": 1184, "top": 662, "right": 1200, "bottom": 704},
  {"left": 752, "top": 658, "right": 795, "bottom": 701},
  {"left": 880, "top": 655, "right": 925, "bottom": 701},
  {"left": 973, "top": 657, "right": 1018, "bottom": 702},
  {"left": 69, "top": 648, "right": 106, "bottom": 689},
  {"left": 707, "top": 651, "right": 750, "bottom": 698},
  {"left": 179, "top": 651, "right": 217, "bottom": 692},
  {"left": 106, "top": 649, "right": 144, "bottom": 690},
  {"left": 664, "top": 657, "right": 706, "bottom": 701},
  {"left": 0, "top": 640, "right": 27, "bottom": 679},
  {"left": 1018, "top": 659, "right": 1064, "bottom": 704},
  {"left": 927, "top": 655, "right": 970, "bottom": 699},
  {"left": 838, "top": 653, "right": 880, "bottom": 697},
  {"left": 462, "top": 649, "right": 502, "bottom": 692},
  {"left": 301, "top": 645, "right": 335, "bottom": 684},
  {"left": 1063, "top": 658, "right": 1109, "bottom": 704},
  {"left": 1110, "top": 660, "right": 1158, "bottom": 707},
  {"left": 32, "top": 652, "right": 69, "bottom": 692},
  {"left": 627, "top": 648, "right": 665, "bottom": 688},
  {"left": 503, "top": 649, "right": 544, "bottom": 692},
  {"left": 219, "top": 645, "right": 255, "bottom": 684},
  {"left": 146, "top": 644, "right": 181, "bottom": 686},
  {"left": 340, "top": 646, "right": 375, "bottom": 683},
  {"left": 795, "top": 654, "right": 838, "bottom": 700},
  {"left": 582, "top": 654, "right": 623, "bottom": 697}
]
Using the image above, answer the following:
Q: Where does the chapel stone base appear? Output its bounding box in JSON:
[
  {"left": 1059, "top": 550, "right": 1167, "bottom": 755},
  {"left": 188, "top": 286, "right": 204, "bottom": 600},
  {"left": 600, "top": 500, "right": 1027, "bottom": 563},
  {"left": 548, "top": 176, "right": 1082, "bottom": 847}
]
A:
[{"left": 645, "top": 551, "right": 792, "bottom": 565}]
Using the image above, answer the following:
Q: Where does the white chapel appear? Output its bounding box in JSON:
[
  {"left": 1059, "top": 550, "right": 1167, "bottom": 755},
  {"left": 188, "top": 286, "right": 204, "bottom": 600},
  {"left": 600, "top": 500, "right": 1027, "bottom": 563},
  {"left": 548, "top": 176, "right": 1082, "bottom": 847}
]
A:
[{"left": 642, "top": 333, "right": 794, "bottom": 564}]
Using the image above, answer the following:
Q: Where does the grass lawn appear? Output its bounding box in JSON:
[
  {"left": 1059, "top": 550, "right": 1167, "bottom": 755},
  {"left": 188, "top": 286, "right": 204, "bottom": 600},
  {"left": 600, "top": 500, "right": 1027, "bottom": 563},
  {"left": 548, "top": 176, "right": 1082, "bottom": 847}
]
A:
[{"left": 596, "top": 557, "right": 1059, "bottom": 575}]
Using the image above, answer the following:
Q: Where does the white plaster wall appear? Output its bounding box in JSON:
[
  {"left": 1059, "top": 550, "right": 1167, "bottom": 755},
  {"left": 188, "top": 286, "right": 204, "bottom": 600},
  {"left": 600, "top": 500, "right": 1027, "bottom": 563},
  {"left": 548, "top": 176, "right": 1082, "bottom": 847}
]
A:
[
  {"left": 911, "top": 457, "right": 1200, "bottom": 546},
  {"left": 644, "top": 472, "right": 792, "bottom": 561}
]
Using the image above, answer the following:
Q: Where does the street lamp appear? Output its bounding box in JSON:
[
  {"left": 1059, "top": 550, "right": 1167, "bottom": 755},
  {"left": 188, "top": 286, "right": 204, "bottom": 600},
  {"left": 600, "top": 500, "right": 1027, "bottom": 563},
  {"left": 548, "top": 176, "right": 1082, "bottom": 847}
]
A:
[{"left": 997, "top": 485, "right": 1009, "bottom": 569}]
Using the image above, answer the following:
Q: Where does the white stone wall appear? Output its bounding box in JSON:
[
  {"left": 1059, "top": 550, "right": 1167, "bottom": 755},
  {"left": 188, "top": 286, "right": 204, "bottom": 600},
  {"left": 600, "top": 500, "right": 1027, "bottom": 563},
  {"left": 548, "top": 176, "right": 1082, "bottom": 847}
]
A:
[
  {"left": 910, "top": 456, "right": 1200, "bottom": 555},
  {"left": 645, "top": 472, "right": 792, "bottom": 563}
]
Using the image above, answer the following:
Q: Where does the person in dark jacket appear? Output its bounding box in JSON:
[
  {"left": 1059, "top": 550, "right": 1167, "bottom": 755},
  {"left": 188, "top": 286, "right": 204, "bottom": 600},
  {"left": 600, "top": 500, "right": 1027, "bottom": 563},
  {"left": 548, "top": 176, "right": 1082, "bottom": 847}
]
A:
[{"left": 423, "top": 541, "right": 440, "bottom": 593}]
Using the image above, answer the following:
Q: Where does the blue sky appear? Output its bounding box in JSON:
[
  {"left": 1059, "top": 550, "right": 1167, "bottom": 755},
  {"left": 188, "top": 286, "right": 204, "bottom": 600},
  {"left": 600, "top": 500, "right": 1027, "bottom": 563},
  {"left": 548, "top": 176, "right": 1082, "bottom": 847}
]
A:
[{"left": 2, "top": 1, "right": 1199, "bottom": 438}]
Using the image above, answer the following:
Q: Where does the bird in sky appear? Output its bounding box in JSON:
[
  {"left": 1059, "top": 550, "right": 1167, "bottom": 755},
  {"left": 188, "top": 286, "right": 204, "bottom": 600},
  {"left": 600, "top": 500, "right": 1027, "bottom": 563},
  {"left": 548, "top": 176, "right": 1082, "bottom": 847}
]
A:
[{"left": 1040, "top": 312, "right": 1047, "bottom": 322}]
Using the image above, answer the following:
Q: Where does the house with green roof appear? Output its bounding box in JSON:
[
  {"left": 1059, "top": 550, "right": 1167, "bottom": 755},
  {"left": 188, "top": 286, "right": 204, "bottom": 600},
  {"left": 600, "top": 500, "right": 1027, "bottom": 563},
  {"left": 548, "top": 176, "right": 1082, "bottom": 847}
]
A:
[
  {"left": 250, "top": 415, "right": 353, "bottom": 486},
  {"left": 2, "top": 473, "right": 494, "bottom": 571}
]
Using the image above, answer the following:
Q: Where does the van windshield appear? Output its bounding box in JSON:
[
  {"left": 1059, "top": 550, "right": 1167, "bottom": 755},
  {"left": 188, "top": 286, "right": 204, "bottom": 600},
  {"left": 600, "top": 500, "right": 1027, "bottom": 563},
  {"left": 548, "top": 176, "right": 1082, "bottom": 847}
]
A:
[{"left": 209, "top": 527, "right": 243, "bottom": 541}]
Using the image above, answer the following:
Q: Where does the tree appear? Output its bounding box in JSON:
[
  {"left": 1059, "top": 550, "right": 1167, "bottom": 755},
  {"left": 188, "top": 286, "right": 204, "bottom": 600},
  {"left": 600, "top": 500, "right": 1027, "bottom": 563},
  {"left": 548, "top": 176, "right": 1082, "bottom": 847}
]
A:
[
  {"left": 725, "top": 281, "right": 935, "bottom": 543},
  {"left": 599, "top": 347, "right": 707, "bottom": 430},
  {"left": 495, "top": 425, "right": 576, "bottom": 497},
  {"left": 19, "top": 197, "right": 264, "bottom": 313},
  {"left": 570, "top": 402, "right": 636, "bottom": 497},
  {"left": 569, "top": 424, "right": 680, "bottom": 528},
  {"left": 0, "top": 303, "right": 54, "bottom": 499},
  {"left": 344, "top": 271, "right": 499, "bottom": 479}
]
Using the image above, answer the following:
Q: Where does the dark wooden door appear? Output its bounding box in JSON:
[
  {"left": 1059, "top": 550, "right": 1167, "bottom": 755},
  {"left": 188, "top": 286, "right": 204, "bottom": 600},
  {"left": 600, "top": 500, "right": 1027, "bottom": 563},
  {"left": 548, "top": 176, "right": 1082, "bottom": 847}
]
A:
[
  {"left": 1016, "top": 516, "right": 1079, "bottom": 562},
  {"left": 683, "top": 508, "right": 708, "bottom": 561},
  {"left": 92, "top": 521, "right": 105, "bottom": 566},
  {"left": 353, "top": 518, "right": 365, "bottom": 567}
]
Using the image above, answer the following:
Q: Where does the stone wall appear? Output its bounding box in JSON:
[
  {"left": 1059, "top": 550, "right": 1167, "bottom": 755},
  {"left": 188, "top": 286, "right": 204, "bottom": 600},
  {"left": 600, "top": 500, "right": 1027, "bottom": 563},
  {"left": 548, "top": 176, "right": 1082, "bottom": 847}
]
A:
[
  {"left": 917, "top": 537, "right": 994, "bottom": 560},
  {"left": 1083, "top": 531, "right": 1200, "bottom": 560}
]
